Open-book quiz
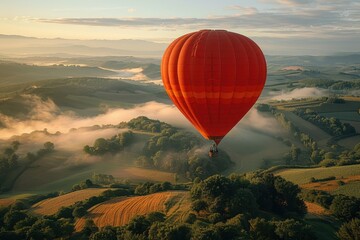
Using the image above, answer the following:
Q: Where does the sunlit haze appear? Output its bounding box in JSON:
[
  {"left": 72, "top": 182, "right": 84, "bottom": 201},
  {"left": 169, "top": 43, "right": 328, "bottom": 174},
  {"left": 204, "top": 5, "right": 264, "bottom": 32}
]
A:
[{"left": 1, "top": 0, "right": 360, "bottom": 55}]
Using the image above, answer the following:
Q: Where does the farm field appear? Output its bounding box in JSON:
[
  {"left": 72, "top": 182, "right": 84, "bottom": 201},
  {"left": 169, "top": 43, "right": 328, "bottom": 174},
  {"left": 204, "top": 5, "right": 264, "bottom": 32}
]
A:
[
  {"left": 276, "top": 164, "right": 360, "bottom": 184},
  {"left": 320, "top": 112, "right": 360, "bottom": 122},
  {"left": 338, "top": 135, "right": 360, "bottom": 149},
  {"left": 275, "top": 164, "right": 360, "bottom": 197},
  {"left": 305, "top": 201, "right": 328, "bottom": 216},
  {"left": 301, "top": 175, "right": 360, "bottom": 195},
  {"left": 312, "top": 101, "right": 360, "bottom": 113},
  {"left": 75, "top": 191, "right": 187, "bottom": 231},
  {"left": 0, "top": 198, "right": 15, "bottom": 207},
  {"left": 30, "top": 188, "right": 108, "bottom": 215},
  {"left": 282, "top": 111, "right": 331, "bottom": 145},
  {"left": 110, "top": 167, "right": 177, "bottom": 183},
  {"left": 333, "top": 181, "right": 360, "bottom": 197},
  {"left": 5, "top": 130, "right": 156, "bottom": 194},
  {"left": 271, "top": 99, "right": 324, "bottom": 111}
]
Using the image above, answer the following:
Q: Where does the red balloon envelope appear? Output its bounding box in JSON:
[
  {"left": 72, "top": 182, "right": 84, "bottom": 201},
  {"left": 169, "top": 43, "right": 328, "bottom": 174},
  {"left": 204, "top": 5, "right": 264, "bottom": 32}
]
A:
[{"left": 161, "top": 30, "right": 267, "bottom": 145}]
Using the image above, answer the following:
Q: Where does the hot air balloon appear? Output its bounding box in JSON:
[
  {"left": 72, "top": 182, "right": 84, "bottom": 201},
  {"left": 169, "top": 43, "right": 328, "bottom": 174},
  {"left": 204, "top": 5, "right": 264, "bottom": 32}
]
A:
[{"left": 161, "top": 29, "right": 267, "bottom": 155}]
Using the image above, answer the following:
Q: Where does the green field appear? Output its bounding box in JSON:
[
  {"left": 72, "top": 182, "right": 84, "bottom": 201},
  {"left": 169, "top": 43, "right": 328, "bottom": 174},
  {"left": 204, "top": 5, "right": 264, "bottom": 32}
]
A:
[
  {"left": 275, "top": 164, "right": 360, "bottom": 185},
  {"left": 0, "top": 77, "right": 168, "bottom": 118},
  {"left": 2, "top": 130, "right": 155, "bottom": 195},
  {"left": 320, "top": 112, "right": 360, "bottom": 122},
  {"left": 333, "top": 181, "right": 360, "bottom": 197}
]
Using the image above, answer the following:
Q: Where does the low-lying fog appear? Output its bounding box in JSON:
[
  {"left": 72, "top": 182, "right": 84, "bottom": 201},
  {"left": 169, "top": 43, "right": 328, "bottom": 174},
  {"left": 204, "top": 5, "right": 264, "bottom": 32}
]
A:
[{"left": 0, "top": 93, "right": 292, "bottom": 175}]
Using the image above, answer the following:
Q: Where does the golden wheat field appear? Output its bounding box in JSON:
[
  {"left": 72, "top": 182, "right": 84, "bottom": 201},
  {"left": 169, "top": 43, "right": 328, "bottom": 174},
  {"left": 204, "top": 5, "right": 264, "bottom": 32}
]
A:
[
  {"left": 75, "top": 191, "right": 187, "bottom": 231},
  {"left": 30, "top": 188, "right": 108, "bottom": 215},
  {"left": 305, "top": 201, "right": 328, "bottom": 216},
  {"left": 0, "top": 198, "right": 15, "bottom": 207}
]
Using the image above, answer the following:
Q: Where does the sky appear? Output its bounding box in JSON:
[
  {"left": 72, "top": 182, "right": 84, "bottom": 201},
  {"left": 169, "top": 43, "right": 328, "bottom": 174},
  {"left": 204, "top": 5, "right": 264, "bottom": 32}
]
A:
[{"left": 0, "top": 0, "right": 359, "bottom": 55}]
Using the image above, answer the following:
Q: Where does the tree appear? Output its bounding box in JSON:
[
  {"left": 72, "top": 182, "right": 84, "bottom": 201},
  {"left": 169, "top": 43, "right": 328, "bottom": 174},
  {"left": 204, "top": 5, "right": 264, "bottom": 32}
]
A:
[
  {"left": 58, "top": 218, "right": 75, "bottom": 238},
  {"left": 90, "top": 227, "right": 117, "bottom": 240},
  {"left": 330, "top": 195, "right": 360, "bottom": 221},
  {"left": 3, "top": 147, "right": 14, "bottom": 157},
  {"left": 274, "top": 219, "right": 316, "bottom": 240},
  {"left": 11, "top": 141, "right": 20, "bottom": 151},
  {"left": 93, "top": 138, "right": 108, "bottom": 154},
  {"left": 310, "top": 150, "right": 321, "bottom": 164},
  {"left": 249, "top": 218, "right": 277, "bottom": 240},
  {"left": 146, "top": 212, "right": 165, "bottom": 223},
  {"left": 3, "top": 210, "right": 28, "bottom": 230},
  {"left": 43, "top": 142, "right": 55, "bottom": 152},
  {"left": 82, "top": 219, "right": 98, "bottom": 236},
  {"left": 337, "top": 218, "right": 360, "bottom": 240},
  {"left": 56, "top": 206, "right": 74, "bottom": 219},
  {"left": 290, "top": 144, "right": 301, "bottom": 163},
  {"left": 72, "top": 206, "right": 87, "bottom": 218},
  {"left": 192, "top": 226, "right": 221, "bottom": 240},
  {"left": 127, "top": 215, "right": 151, "bottom": 235},
  {"left": 273, "top": 177, "right": 306, "bottom": 216},
  {"left": 149, "top": 222, "right": 192, "bottom": 240},
  {"left": 191, "top": 200, "right": 208, "bottom": 213}
]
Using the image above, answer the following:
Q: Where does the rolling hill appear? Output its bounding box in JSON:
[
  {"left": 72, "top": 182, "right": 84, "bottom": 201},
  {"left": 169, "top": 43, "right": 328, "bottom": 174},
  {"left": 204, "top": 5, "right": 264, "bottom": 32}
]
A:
[
  {"left": 0, "top": 77, "right": 168, "bottom": 118},
  {"left": 0, "top": 61, "right": 116, "bottom": 86},
  {"left": 30, "top": 188, "right": 109, "bottom": 216},
  {"left": 75, "top": 191, "right": 189, "bottom": 231},
  {"left": 274, "top": 164, "right": 360, "bottom": 197}
]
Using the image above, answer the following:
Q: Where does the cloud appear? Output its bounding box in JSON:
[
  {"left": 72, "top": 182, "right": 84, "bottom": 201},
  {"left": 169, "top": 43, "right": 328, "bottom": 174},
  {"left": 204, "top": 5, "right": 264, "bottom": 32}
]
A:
[
  {"left": 239, "top": 108, "right": 282, "bottom": 134},
  {"left": 275, "top": 0, "right": 312, "bottom": 5},
  {"left": 227, "top": 6, "right": 258, "bottom": 15},
  {"left": 29, "top": 0, "right": 360, "bottom": 55},
  {"left": 0, "top": 99, "right": 189, "bottom": 140},
  {"left": 0, "top": 94, "right": 284, "bottom": 144},
  {"left": 270, "top": 87, "right": 328, "bottom": 100},
  {"left": 33, "top": 1, "right": 360, "bottom": 41},
  {"left": 127, "top": 8, "right": 136, "bottom": 13}
]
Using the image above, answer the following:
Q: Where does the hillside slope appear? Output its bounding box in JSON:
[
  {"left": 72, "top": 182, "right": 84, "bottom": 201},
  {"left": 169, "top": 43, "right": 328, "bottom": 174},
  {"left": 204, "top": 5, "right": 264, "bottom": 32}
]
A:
[
  {"left": 30, "top": 188, "right": 108, "bottom": 215},
  {"left": 75, "top": 191, "right": 189, "bottom": 231},
  {"left": 275, "top": 164, "right": 360, "bottom": 197}
]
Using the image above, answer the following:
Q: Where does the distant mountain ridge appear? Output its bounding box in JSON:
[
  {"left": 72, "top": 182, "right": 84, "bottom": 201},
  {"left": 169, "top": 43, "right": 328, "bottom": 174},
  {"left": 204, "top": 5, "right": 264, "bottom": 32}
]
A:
[
  {"left": 0, "top": 34, "right": 167, "bottom": 58},
  {"left": 267, "top": 54, "right": 360, "bottom": 66}
]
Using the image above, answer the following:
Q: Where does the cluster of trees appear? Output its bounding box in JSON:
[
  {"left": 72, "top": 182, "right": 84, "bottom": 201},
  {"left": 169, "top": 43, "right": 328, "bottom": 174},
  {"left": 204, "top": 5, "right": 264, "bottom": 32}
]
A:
[
  {"left": 272, "top": 110, "right": 360, "bottom": 167},
  {"left": 273, "top": 112, "right": 316, "bottom": 163},
  {"left": 1, "top": 141, "right": 55, "bottom": 192},
  {"left": 295, "top": 109, "right": 356, "bottom": 137},
  {"left": 72, "top": 179, "right": 95, "bottom": 191},
  {"left": 3, "top": 171, "right": 360, "bottom": 239},
  {"left": 191, "top": 173, "right": 306, "bottom": 220},
  {"left": 26, "top": 141, "right": 55, "bottom": 162},
  {"left": 125, "top": 116, "right": 173, "bottom": 133},
  {"left": 83, "top": 173, "right": 314, "bottom": 240},
  {"left": 337, "top": 218, "right": 360, "bottom": 240},
  {"left": 0, "top": 187, "right": 132, "bottom": 240},
  {"left": 275, "top": 112, "right": 317, "bottom": 149},
  {"left": 303, "top": 189, "right": 360, "bottom": 239},
  {"left": 256, "top": 103, "right": 273, "bottom": 112},
  {"left": 82, "top": 213, "right": 316, "bottom": 240},
  {"left": 82, "top": 116, "right": 233, "bottom": 180},
  {"left": 317, "top": 142, "right": 360, "bottom": 167},
  {"left": 300, "top": 78, "right": 360, "bottom": 90},
  {"left": 119, "top": 116, "right": 234, "bottom": 180},
  {"left": 134, "top": 181, "right": 174, "bottom": 195},
  {"left": 83, "top": 131, "right": 134, "bottom": 155},
  {"left": 0, "top": 141, "right": 19, "bottom": 177},
  {"left": 303, "top": 188, "right": 360, "bottom": 221},
  {"left": 0, "top": 203, "right": 74, "bottom": 239},
  {"left": 91, "top": 173, "right": 116, "bottom": 185},
  {"left": 137, "top": 127, "right": 232, "bottom": 180}
]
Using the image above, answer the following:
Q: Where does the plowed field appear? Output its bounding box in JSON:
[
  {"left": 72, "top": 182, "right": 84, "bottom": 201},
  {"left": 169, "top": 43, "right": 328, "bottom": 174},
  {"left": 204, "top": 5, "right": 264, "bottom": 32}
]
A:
[{"left": 75, "top": 191, "right": 186, "bottom": 231}]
